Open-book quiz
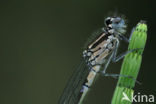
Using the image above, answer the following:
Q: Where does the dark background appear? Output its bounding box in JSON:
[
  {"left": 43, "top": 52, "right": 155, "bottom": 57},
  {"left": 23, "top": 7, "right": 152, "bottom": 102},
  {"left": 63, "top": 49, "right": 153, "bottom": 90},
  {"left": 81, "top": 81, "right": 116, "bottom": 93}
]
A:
[{"left": 0, "top": 0, "right": 155, "bottom": 104}]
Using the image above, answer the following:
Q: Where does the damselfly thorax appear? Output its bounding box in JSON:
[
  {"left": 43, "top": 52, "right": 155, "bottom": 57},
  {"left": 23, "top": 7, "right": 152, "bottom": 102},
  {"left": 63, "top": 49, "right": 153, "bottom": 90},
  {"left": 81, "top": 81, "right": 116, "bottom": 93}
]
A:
[{"left": 84, "top": 31, "right": 117, "bottom": 67}]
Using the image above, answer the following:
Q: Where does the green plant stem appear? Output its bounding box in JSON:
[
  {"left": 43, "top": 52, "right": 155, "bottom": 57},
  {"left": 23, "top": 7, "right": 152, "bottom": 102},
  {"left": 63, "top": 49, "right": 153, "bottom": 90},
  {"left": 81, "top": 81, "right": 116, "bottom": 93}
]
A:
[{"left": 111, "top": 21, "right": 147, "bottom": 104}]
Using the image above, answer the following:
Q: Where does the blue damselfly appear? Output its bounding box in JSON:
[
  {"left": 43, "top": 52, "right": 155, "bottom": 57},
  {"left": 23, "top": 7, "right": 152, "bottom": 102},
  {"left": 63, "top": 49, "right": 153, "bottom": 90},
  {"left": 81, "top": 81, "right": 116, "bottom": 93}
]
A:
[{"left": 59, "top": 15, "right": 139, "bottom": 104}]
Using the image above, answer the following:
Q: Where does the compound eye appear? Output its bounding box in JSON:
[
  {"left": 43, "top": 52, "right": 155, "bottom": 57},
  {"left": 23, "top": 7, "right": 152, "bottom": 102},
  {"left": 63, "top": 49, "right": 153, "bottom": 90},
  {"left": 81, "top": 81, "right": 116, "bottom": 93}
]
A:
[
  {"left": 115, "top": 20, "right": 120, "bottom": 24},
  {"left": 114, "top": 17, "right": 121, "bottom": 24},
  {"left": 105, "top": 17, "right": 112, "bottom": 26}
]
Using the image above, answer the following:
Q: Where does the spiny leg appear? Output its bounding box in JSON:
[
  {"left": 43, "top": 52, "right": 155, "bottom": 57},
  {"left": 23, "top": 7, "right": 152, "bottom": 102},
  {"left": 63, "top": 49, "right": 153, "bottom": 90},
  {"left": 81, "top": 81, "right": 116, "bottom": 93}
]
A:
[
  {"left": 101, "top": 38, "right": 141, "bottom": 84},
  {"left": 118, "top": 27, "right": 135, "bottom": 43},
  {"left": 101, "top": 50, "right": 114, "bottom": 74},
  {"left": 118, "top": 34, "right": 129, "bottom": 43},
  {"left": 100, "top": 39, "right": 120, "bottom": 76},
  {"left": 100, "top": 38, "right": 120, "bottom": 74},
  {"left": 103, "top": 73, "right": 141, "bottom": 85},
  {"left": 112, "top": 48, "right": 142, "bottom": 63},
  {"left": 111, "top": 38, "right": 142, "bottom": 84},
  {"left": 101, "top": 39, "right": 119, "bottom": 76},
  {"left": 111, "top": 38, "right": 142, "bottom": 63}
]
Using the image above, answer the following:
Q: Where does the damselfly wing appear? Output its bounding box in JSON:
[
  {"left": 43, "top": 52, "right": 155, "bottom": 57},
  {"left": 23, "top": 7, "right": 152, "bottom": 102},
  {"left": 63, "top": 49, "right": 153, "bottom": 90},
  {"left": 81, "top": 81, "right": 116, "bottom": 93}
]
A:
[
  {"left": 58, "top": 60, "right": 89, "bottom": 103},
  {"left": 59, "top": 28, "right": 116, "bottom": 104}
]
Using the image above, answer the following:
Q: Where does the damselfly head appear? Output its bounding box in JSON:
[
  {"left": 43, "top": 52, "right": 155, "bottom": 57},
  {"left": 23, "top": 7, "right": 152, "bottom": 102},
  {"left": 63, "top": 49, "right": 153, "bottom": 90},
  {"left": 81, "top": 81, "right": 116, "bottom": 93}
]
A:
[{"left": 105, "top": 16, "right": 127, "bottom": 34}]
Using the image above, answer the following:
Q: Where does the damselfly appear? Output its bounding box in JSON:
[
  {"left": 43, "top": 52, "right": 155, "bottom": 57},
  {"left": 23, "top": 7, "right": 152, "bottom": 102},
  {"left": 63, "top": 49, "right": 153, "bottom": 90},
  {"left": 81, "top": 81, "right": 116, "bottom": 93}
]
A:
[{"left": 59, "top": 15, "right": 139, "bottom": 104}]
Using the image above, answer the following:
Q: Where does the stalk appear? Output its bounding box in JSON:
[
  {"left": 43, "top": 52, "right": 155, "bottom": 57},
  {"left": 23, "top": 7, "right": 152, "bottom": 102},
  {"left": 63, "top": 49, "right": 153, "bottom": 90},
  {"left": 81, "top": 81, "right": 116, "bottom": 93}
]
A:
[{"left": 111, "top": 21, "right": 147, "bottom": 104}]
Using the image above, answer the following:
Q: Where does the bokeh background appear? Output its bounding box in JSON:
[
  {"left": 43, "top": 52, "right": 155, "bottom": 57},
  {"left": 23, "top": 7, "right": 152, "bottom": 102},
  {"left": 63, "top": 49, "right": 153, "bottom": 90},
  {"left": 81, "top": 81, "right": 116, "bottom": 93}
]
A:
[{"left": 0, "top": 0, "right": 155, "bottom": 104}]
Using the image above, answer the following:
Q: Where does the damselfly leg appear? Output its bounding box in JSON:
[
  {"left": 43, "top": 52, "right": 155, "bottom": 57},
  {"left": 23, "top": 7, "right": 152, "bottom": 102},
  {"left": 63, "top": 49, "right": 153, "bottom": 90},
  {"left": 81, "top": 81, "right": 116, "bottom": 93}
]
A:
[
  {"left": 118, "top": 27, "right": 135, "bottom": 43},
  {"left": 101, "top": 37, "right": 142, "bottom": 84}
]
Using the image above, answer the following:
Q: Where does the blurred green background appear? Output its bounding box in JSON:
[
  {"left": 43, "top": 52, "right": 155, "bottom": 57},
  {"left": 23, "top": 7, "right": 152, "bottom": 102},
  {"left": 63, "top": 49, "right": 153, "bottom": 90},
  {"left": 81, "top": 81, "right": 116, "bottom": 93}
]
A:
[{"left": 0, "top": 0, "right": 155, "bottom": 104}]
